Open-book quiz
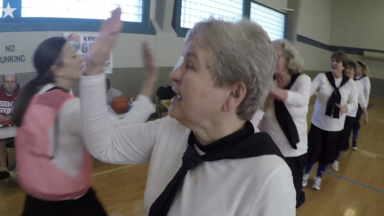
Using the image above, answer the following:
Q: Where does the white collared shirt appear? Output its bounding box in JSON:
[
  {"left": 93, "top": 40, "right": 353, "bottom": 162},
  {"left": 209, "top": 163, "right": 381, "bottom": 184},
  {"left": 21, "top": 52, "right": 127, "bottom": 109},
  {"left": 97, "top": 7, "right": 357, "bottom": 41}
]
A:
[
  {"left": 347, "top": 80, "right": 366, "bottom": 117},
  {"left": 79, "top": 73, "right": 296, "bottom": 216},
  {"left": 251, "top": 74, "right": 311, "bottom": 157},
  {"left": 355, "top": 76, "right": 371, "bottom": 106},
  {"left": 310, "top": 73, "right": 358, "bottom": 131}
]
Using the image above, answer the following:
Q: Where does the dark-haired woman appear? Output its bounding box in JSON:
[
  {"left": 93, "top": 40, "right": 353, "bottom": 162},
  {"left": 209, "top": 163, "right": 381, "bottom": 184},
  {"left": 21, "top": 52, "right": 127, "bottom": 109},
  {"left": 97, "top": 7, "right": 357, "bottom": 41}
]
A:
[
  {"left": 352, "top": 60, "right": 371, "bottom": 149},
  {"left": 302, "top": 51, "right": 357, "bottom": 190},
  {"left": 13, "top": 35, "right": 158, "bottom": 215},
  {"left": 331, "top": 60, "right": 368, "bottom": 171}
]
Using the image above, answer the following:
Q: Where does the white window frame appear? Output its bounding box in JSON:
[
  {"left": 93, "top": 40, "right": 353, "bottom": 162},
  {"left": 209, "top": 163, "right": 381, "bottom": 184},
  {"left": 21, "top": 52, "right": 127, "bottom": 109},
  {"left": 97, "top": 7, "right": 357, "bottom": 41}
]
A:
[
  {"left": 180, "top": 0, "right": 244, "bottom": 29},
  {"left": 21, "top": 0, "right": 144, "bottom": 23},
  {"left": 250, "top": 2, "right": 286, "bottom": 41}
]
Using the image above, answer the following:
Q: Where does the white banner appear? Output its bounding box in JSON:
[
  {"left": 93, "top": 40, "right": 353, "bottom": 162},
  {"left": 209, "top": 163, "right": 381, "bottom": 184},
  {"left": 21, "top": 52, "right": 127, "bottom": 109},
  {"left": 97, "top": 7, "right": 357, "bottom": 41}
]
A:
[{"left": 62, "top": 32, "right": 112, "bottom": 74}]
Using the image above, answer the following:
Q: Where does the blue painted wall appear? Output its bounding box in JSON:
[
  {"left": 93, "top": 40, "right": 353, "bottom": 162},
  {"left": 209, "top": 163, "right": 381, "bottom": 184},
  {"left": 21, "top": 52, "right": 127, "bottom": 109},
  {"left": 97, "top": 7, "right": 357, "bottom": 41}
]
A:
[{"left": 0, "top": 0, "right": 155, "bottom": 34}]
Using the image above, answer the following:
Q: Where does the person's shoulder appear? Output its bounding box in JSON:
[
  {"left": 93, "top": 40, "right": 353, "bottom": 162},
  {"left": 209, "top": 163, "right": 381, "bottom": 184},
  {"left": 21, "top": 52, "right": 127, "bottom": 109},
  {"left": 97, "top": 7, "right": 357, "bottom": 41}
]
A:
[
  {"left": 250, "top": 154, "right": 289, "bottom": 172},
  {"left": 111, "top": 87, "right": 122, "bottom": 94},
  {"left": 59, "top": 97, "right": 81, "bottom": 118},
  {"left": 347, "top": 77, "right": 356, "bottom": 86},
  {"left": 233, "top": 154, "right": 290, "bottom": 181},
  {"left": 313, "top": 72, "right": 326, "bottom": 80},
  {"left": 355, "top": 80, "right": 363, "bottom": 87},
  {"left": 296, "top": 73, "right": 311, "bottom": 84},
  {"left": 153, "top": 115, "right": 186, "bottom": 131},
  {"left": 0, "top": 88, "right": 7, "bottom": 99},
  {"left": 298, "top": 73, "right": 311, "bottom": 80}
]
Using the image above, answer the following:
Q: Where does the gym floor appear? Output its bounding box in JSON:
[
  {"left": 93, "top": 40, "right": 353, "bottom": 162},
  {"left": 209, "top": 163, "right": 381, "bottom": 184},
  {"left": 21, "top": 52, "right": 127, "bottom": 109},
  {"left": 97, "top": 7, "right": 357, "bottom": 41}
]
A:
[{"left": 1, "top": 96, "right": 383, "bottom": 216}]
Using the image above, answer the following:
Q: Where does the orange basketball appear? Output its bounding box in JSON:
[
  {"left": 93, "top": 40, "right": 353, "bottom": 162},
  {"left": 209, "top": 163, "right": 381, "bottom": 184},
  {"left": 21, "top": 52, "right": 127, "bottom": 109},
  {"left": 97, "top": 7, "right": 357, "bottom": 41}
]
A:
[{"left": 111, "top": 96, "right": 129, "bottom": 114}]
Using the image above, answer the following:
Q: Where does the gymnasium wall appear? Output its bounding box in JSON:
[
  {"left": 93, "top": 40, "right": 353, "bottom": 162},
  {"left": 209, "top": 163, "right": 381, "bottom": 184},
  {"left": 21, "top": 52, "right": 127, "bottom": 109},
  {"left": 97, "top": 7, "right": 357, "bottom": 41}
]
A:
[
  {"left": 295, "top": 0, "right": 332, "bottom": 76},
  {"left": 328, "top": 0, "right": 384, "bottom": 96},
  {"left": 330, "top": 0, "right": 384, "bottom": 97},
  {"left": 291, "top": 0, "right": 384, "bottom": 96},
  {"left": 1, "top": 0, "right": 383, "bottom": 97},
  {"left": 0, "top": 0, "right": 183, "bottom": 97},
  {"left": 330, "top": 0, "right": 383, "bottom": 51},
  {"left": 0, "top": 0, "right": 291, "bottom": 97}
]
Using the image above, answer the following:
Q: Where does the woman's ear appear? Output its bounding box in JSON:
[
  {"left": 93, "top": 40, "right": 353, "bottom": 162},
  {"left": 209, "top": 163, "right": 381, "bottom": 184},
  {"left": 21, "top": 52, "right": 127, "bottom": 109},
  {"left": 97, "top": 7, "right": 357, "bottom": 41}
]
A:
[
  {"left": 222, "top": 82, "right": 246, "bottom": 112},
  {"left": 51, "top": 64, "right": 63, "bottom": 77}
]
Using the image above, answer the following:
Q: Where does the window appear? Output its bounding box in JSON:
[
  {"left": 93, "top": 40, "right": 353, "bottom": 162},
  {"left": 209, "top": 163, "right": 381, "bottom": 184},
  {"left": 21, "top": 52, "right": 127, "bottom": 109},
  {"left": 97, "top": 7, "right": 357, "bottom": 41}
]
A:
[
  {"left": 21, "top": 0, "right": 143, "bottom": 23},
  {"left": 250, "top": 2, "right": 285, "bottom": 41},
  {"left": 180, "top": 0, "right": 243, "bottom": 29}
]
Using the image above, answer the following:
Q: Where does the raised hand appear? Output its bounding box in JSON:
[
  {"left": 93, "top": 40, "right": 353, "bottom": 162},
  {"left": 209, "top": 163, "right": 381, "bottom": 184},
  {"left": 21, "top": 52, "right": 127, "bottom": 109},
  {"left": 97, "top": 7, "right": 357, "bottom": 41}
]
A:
[
  {"left": 142, "top": 41, "right": 158, "bottom": 82},
  {"left": 86, "top": 8, "right": 124, "bottom": 75}
]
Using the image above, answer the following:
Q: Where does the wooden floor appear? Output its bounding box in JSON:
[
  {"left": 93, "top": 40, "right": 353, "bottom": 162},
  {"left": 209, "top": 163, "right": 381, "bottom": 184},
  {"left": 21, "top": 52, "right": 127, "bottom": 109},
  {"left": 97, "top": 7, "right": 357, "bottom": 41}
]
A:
[{"left": 1, "top": 96, "right": 384, "bottom": 216}]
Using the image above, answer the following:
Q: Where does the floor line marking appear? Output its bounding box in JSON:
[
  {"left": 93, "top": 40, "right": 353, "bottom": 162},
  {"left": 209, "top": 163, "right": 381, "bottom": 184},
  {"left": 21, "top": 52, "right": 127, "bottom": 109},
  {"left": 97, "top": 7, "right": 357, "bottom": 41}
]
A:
[
  {"left": 358, "top": 148, "right": 384, "bottom": 158},
  {"left": 92, "top": 165, "right": 136, "bottom": 177},
  {"left": 312, "top": 167, "right": 384, "bottom": 195}
]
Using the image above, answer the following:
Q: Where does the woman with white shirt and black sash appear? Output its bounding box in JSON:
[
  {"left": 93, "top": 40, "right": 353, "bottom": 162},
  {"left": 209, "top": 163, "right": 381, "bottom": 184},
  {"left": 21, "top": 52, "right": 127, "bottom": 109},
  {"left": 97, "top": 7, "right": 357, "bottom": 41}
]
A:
[
  {"left": 331, "top": 60, "right": 368, "bottom": 171},
  {"left": 303, "top": 50, "right": 357, "bottom": 190},
  {"left": 352, "top": 60, "right": 371, "bottom": 149},
  {"left": 79, "top": 9, "right": 296, "bottom": 216},
  {"left": 251, "top": 39, "right": 310, "bottom": 208}
]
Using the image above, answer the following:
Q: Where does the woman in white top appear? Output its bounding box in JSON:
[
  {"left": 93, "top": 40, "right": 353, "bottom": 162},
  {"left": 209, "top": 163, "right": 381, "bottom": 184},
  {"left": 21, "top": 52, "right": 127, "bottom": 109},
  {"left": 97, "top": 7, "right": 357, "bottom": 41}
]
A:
[
  {"left": 303, "top": 51, "right": 357, "bottom": 190},
  {"left": 331, "top": 60, "right": 368, "bottom": 171},
  {"left": 11, "top": 36, "right": 157, "bottom": 215},
  {"left": 251, "top": 39, "right": 310, "bottom": 208},
  {"left": 352, "top": 60, "right": 371, "bottom": 149},
  {"left": 80, "top": 9, "right": 296, "bottom": 216}
]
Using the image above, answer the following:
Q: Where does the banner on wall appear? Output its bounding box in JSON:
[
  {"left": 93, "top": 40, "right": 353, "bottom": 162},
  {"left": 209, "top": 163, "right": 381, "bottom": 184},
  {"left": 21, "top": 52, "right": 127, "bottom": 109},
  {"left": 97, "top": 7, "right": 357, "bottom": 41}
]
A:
[{"left": 62, "top": 32, "right": 113, "bottom": 74}]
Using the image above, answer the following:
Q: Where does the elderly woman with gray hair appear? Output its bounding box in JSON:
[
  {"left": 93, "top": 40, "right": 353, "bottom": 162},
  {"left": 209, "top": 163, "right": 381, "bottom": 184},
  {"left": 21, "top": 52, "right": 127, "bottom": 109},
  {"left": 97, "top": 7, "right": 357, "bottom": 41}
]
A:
[
  {"left": 80, "top": 8, "right": 295, "bottom": 216},
  {"left": 251, "top": 39, "right": 310, "bottom": 208}
]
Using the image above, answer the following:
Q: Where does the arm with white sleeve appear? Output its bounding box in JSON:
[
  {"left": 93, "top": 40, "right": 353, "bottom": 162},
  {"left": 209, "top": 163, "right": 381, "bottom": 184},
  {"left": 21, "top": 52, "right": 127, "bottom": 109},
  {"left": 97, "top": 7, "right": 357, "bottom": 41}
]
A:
[
  {"left": 283, "top": 74, "right": 311, "bottom": 107},
  {"left": 80, "top": 9, "right": 162, "bottom": 164},
  {"left": 363, "top": 77, "right": 371, "bottom": 106},
  {"left": 346, "top": 80, "right": 358, "bottom": 114},
  {"left": 80, "top": 73, "right": 159, "bottom": 164},
  {"left": 356, "top": 82, "right": 368, "bottom": 124},
  {"left": 310, "top": 73, "right": 323, "bottom": 97},
  {"left": 357, "top": 89, "right": 367, "bottom": 109}
]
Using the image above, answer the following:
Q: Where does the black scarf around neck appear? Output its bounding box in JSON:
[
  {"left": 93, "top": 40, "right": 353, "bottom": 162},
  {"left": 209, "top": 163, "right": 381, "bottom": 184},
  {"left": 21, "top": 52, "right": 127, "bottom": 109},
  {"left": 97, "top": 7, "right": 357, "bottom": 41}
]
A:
[
  {"left": 325, "top": 72, "right": 349, "bottom": 118},
  {"left": 274, "top": 73, "right": 302, "bottom": 149},
  {"left": 354, "top": 75, "right": 367, "bottom": 81},
  {"left": 148, "top": 122, "right": 284, "bottom": 216}
]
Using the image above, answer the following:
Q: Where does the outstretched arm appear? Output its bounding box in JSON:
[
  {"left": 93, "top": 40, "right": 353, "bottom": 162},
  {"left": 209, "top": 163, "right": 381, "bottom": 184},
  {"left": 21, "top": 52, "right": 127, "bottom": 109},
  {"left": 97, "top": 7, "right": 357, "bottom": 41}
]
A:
[{"left": 80, "top": 8, "right": 161, "bottom": 164}]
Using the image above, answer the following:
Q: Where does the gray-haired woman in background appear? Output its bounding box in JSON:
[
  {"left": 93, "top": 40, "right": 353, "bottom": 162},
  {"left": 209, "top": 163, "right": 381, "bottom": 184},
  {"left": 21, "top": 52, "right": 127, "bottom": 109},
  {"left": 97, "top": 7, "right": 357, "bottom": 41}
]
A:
[{"left": 252, "top": 39, "right": 310, "bottom": 208}]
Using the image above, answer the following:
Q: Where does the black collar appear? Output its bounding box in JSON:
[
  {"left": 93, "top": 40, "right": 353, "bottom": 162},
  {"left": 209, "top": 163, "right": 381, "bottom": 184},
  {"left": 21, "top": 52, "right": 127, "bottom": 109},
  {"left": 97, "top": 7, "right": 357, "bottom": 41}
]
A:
[{"left": 191, "top": 121, "right": 255, "bottom": 154}]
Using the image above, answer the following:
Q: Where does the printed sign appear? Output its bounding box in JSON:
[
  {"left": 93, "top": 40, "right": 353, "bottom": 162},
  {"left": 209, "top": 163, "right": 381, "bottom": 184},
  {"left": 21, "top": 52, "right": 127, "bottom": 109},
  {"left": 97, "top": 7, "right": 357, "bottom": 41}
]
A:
[{"left": 63, "top": 32, "right": 113, "bottom": 74}]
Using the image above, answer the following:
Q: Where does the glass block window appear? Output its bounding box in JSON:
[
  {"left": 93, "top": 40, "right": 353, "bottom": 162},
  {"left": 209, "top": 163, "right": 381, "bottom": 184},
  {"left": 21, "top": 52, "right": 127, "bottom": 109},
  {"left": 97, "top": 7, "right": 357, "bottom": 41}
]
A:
[
  {"left": 250, "top": 2, "right": 285, "bottom": 41},
  {"left": 21, "top": 0, "right": 143, "bottom": 23},
  {"left": 180, "top": 0, "right": 243, "bottom": 29}
]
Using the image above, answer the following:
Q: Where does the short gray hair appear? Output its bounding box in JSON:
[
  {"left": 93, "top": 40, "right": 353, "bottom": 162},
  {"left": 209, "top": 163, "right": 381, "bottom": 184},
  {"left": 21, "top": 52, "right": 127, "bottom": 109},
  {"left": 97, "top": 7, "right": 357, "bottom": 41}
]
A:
[
  {"left": 185, "top": 18, "right": 277, "bottom": 121},
  {"left": 273, "top": 39, "right": 303, "bottom": 74}
]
